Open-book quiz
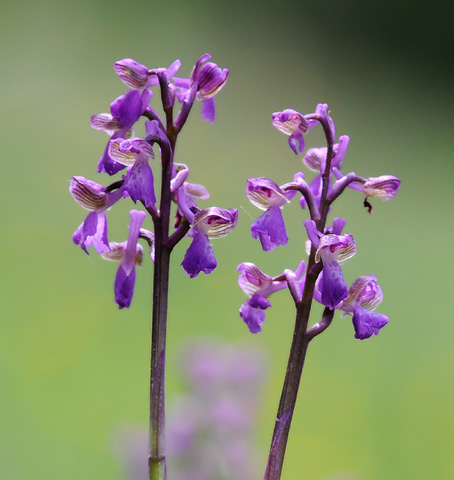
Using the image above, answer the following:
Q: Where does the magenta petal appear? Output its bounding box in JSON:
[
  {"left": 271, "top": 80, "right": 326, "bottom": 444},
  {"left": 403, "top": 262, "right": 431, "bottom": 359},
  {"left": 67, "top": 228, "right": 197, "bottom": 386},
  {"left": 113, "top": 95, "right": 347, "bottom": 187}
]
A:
[
  {"left": 201, "top": 97, "right": 215, "bottom": 123},
  {"left": 239, "top": 295, "right": 271, "bottom": 333},
  {"left": 115, "top": 264, "right": 136, "bottom": 309},
  {"left": 320, "top": 261, "right": 348, "bottom": 309},
  {"left": 125, "top": 160, "right": 156, "bottom": 208},
  {"left": 251, "top": 206, "right": 288, "bottom": 252},
  {"left": 181, "top": 233, "right": 217, "bottom": 278},
  {"left": 352, "top": 306, "right": 389, "bottom": 340}
]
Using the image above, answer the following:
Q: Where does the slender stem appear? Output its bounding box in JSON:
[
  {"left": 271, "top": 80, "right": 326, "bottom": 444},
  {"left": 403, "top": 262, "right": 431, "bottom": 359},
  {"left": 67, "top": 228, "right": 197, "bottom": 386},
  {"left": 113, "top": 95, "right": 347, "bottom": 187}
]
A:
[
  {"left": 148, "top": 123, "right": 175, "bottom": 480},
  {"left": 264, "top": 253, "right": 321, "bottom": 480}
]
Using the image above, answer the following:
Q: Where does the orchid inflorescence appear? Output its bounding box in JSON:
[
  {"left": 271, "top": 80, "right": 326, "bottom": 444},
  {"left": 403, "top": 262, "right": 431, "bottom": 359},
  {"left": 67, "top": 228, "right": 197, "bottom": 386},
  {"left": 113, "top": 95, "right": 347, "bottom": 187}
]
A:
[
  {"left": 69, "top": 54, "right": 237, "bottom": 309},
  {"left": 239, "top": 104, "right": 400, "bottom": 479},
  {"left": 239, "top": 104, "right": 400, "bottom": 341}
]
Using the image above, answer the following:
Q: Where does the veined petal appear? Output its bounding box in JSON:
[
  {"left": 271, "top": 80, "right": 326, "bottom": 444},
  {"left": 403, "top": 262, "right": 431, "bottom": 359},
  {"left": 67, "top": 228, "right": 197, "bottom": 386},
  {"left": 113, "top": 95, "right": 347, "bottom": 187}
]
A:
[
  {"left": 272, "top": 109, "right": 309, "bottom": 136},
  {"left": 363, "top": 175, "right": 401, "bottom": 200},
  {"left": 316, "top": 233, "right": 356, "bottom": 264},
  {"left": 184, "top": 182, "right": 210, "bottom": 200},
  {"left": 70, "top": 176, "right": 106, "bottom": 211},
  {"left": 114, "top": 58, "right": 149, "bottom": 90},
  {"left": 108, "top": 139, "right": 137, "bottom": 166},
  {"left": 237, "top": 262, "right": 274, "bottom": 296},
  {"left": 193, "top": 207, "right": 238, "bottom": 239},
  {"left": 246, "top": 178, "right": 289, "bottom": 211},
  {"left": 340, "top": 275, "right": 383, "bottom": 311},
  {"left": 90, "top": 113, "right": 121, "bottom": 134}
]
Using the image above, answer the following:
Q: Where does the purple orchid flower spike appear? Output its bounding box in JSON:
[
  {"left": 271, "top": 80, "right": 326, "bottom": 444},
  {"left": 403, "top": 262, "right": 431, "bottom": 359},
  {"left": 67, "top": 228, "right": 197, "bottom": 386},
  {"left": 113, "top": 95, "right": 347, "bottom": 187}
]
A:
[
  {"left": 336, "top": 275, "right": 389, "bottom": 339},
  {"left": 100, "top": 209, "right": 146, "bottom": 309},
  {"left": 70, "top": 176, "right": 125, "bottom": 254},
  {"left": 181, "top": 207, "right": 238, "bottom": 278},
  {"left": 246, "top": 177, "right": 290, "bottom": 251},
  {"left": 108, "top": 137, "right": 156, "bottom": 208},
  {"left": 91, "top": 89, "right": 152, "bottom": 175},
  {"left": 305, "top": 219, "right": 356, "bottom": 309},
  {"left": 237, "top": 261, "right": 306, "bottom": 333},
  {"left": 272, "top": 109, "right": 309, "bottom": 154},
  {"left": 173, "top": 53, "right": 229, "bottom": 123}
]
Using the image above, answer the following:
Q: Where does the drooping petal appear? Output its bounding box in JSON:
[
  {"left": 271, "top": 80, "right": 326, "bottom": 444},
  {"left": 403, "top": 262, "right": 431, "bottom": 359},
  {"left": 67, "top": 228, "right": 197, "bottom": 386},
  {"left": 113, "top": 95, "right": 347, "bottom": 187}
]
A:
[
  {"left": 239, "top": 295, "right": 271, "bottom": 333},
  {"left": 181, "top": 233, "right": 217, "bottom": 278},
  {"left": 251, "top": 206, "right": 288, "bottom": 251},
  {"left": 124, "top": 160, "right": 156, "bottom": 208},
  {"left": 352, "top": 306, "right": 389, "bottom": 340},
  {"left": 319, "top": 261, "right": 348, "bottom": 309},
  {"left": 114, "top": 264, "right": 136, "bottom": 309},
  {"left": 73, "top": 211, "right": 109, "bottom": 254},
  {"left": 200, "top": 97, "right": 215, "bottom": 123}
]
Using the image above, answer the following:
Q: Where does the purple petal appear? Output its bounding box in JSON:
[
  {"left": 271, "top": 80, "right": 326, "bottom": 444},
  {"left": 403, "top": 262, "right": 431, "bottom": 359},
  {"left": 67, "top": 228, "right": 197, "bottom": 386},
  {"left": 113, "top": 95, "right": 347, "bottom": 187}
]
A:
[
  {"left": 97, "top": 141, "right": 127, "bottom": 175},
  {"left": 352, "top": 306, "right": 389, "bottom": 340},
  {"left": 181, "top": 233, "right": 217, "bottom": 278},
  {"left": 73, "top": 211, "right": 109, "bottom": 254},
  {"left": 289, "top": 131, "right": 305, "bottom": 154},
  {"left": 124, "top": 160, "right": 156, "bottom": 208},
  {"left": 200, "top": 97, "right": 215, "bottom": 123},
  {"left": 320, "top": 260, "right": 348, "bottom": 309},
  {"left": 251, "top": 206, "right": 288, "bottom": 252},
  {"left": 239, "top": 295, "right": 271, "bottom": 333},
  {"left": 115, "top": 264, "right": 136, "bottom": 309}
]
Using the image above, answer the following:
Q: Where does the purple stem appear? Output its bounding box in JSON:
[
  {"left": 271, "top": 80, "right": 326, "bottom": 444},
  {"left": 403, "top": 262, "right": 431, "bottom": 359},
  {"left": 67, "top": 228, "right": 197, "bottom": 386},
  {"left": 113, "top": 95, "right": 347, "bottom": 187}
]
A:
[{"left": 148, "top": 83, "right": 181, "bottom": 480}]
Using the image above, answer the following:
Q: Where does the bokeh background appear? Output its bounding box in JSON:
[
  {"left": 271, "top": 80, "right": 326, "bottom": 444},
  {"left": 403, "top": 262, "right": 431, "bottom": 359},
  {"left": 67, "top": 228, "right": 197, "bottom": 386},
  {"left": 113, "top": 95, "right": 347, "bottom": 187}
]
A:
[{"left": 1, "top": 0, "right": 453, "bottom": 479}]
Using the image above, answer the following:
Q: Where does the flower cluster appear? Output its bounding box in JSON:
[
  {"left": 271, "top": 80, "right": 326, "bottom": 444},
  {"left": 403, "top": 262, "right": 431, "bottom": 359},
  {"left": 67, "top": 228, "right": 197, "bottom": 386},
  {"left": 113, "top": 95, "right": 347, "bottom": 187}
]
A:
[
  {"left": 70, "top": 54, "right": 237, "bottom": 308},
  {"left": 239, "top": 103, "right": 400, "bottom": 339}
]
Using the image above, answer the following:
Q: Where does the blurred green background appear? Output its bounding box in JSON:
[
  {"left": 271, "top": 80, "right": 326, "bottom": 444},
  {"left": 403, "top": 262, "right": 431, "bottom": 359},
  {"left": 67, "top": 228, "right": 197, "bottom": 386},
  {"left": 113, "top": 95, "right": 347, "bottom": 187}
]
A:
[{"left": 1, "top": 0, "right": 453, "bottom": 479}]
